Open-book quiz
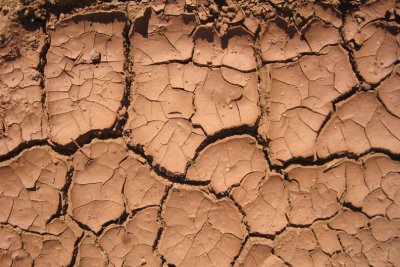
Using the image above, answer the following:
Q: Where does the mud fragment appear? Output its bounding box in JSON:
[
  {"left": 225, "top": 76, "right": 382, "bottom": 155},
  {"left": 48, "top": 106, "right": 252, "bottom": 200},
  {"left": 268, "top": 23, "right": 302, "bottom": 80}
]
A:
[
  {"left": 275, "top": 227, "right": 319, "bottom": 265},
  {"left": 159, "top": 186, "right": 246, "bottom": 267},
  {"left": 259, "top": 17, "right": 341, "bottom": 62},
  {"left": 187, "top": 135, "right": 266, "bottom": 193},
  {"left": 0, "top": 147, "right": 67, "bottom": 232},
  {"left": 294, "top": 2, "right": 342, "bottom": 28},
  {"left": 99, "top": 207, "right": 162, "bottom": 266},
  {"left": 377, "top": 69, "right": 400, "bottom": 117},
  {"left": 75, "top": 234, "right": 106, "bottom": 267},
  {"left": 316, "top": 92, "right": 400, "bottom": 158},
  {"left": 0, "top": 216, "right": 82, "bottom": 266},
  {"left": 0, "top": 26, "right": 47, "bottom": 157},
  {"left": 234, "top": 237, "right": 278, "bottom": 267},
  {"left": 285, "top": 163, "right": 346, "bottom": 225},
  {"left": 45, "top": 12, "right": 126, "bottom": 145},
  {"left": 343, "top": 0, "right": 396, "bottom": 42},
  {"left": 259, "top": 17, "right": 310, "bottom": 61},
  {"left": 76, "top": 207, "right": 164, "bottom": 267},
  {"left": 231, "top": 173, "right": 288, "bottom": 235},
  {"left": 261, "top": 46, "right": 358, "bottom": 165},
  {"left": 351, "top": 22, "right": 399, "bottom": 84},
  {"left": 126, "top": 11, "right": 258, "bottom": 176},
  {"left": 69, "top": 139, "right": 169, "bottom": 232}
]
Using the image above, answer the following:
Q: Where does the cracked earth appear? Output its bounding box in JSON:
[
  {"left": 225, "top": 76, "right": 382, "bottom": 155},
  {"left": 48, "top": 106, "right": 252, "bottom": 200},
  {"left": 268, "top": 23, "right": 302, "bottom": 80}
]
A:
[{"left": 0, "top": 0, "right": 399, "bottom": 266}]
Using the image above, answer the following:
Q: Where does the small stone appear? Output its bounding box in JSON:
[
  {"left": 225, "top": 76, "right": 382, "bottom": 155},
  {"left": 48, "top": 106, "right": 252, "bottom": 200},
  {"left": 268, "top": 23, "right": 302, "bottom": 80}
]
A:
[
  {"left": 360, "top": 82, "right": 371, "bottom": 91},
  {"left": 227, "top": 12, "right": 236, "bottom": 19},
  {"left": 2, "top": 6, "right": 9, "bottom": 15},
  {"left": 90, "top": 49, "right": 101, "bottom": 64}
]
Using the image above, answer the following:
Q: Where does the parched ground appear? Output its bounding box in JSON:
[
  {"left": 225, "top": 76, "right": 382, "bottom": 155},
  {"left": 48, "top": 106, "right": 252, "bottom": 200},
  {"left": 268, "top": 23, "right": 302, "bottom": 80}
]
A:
[{"left": 0, "top": 0, "right": 399, "bottom": 266}]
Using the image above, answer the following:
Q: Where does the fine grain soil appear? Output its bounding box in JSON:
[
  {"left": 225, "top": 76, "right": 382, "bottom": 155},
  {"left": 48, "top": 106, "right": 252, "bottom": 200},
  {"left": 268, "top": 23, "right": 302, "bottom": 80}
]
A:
[{"left": 0, "top": 0, "right": 399, "bottom": 266}]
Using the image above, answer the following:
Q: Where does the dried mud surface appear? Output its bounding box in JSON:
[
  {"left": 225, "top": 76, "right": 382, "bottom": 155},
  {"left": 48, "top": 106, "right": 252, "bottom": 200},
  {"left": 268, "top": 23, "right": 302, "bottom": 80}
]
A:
[{"left": 0, "top": 0, "right": 399, "bottom": 266}]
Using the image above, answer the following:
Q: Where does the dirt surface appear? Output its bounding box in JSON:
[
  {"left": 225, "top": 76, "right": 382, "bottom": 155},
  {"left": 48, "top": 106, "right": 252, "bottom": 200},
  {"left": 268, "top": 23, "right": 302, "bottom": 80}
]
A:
[{"left": 0, "top": 0, "right": 399, "bottom": 266}]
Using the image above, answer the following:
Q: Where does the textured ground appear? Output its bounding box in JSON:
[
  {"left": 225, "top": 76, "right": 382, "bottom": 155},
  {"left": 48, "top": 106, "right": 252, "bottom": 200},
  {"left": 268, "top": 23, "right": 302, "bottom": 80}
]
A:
[{"left": 0, "top": 0, "right": 399, "bottom": 266}]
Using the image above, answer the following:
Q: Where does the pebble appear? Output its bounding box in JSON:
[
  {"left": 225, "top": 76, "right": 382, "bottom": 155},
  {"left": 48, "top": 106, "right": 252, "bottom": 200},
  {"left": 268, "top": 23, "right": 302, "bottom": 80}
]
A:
[
  {"left": 2, "top": 6, "right": 9, "bottom": 15},
  {"left": 90, "top": 49, "right": 101, "bottom": 64},
  {"left": 361, "top": 82, "right": 371, "bottom": 91}
]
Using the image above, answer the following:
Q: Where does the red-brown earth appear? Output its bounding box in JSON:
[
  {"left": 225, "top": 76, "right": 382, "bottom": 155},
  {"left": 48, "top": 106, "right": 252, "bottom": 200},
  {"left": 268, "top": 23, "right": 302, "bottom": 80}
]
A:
[{"left": 0, "top": 0, "right": 399, "bottom": 266}]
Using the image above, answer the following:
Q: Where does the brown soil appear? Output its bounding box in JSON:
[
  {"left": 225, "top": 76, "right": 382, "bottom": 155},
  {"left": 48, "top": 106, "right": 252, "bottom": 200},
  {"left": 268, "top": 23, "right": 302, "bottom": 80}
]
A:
[{"left": 0, "top": 0, "right": 399, "bottom": 266}]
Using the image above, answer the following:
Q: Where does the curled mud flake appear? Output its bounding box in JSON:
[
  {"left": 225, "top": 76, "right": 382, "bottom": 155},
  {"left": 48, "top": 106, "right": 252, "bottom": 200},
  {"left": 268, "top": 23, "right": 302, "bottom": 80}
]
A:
[
  {"left": 348, "top": 232, "right": 398, "bottom": 267},
  {"left": 0, "top": 226, "right": 32, "bottom": 266},
  {"left": 0, "top": 30, "right": 47, "bottom": 157},
  {"left": 221, "top": 26, "right": 256, "bottom": 72},
  {"left": 45, "top": 12, "right": 126, "bottom": 146},
  {"left": 34, "top": 217, "right": 83, "bottom": 266},
  {"left": 309, "top": 250, "right": 332, "bottom": 267},
  {"left": 256, "top": 255, "right": 286, "bottom": 267},
  {"left": 362, "top": 189, "right": 392, "bottom": 218},
  {"left": 313, "top": 3, "right": 342, "bottom": 28},
  {"left": 336, "top": 230, "right": 376, "bottom": 266},
  {"left": 356, "top": 224, "right": 400, "bottom": 266},
  {"left": 263, "top": 46, "right": 357, "bottom": 165},
  {"left": 69, "top": 139, "right": 127, "bottom": 232},
  {"left": 343, "top": 0, "right": 396, "bottom": 42},
  {"left": 370, "top": 217, "right": 400, "bottom": 242},
  {"left": 285, "top": 163, "right": 346, "bottom": 225},
  {"left": 159, "top": 186, "right": 246, "bottom": 267},
  {"left": 274, "top": 227, "right": 317, "bottom": 266},
  {"left": 193, "top": 26, "right": 228, "bottom": 67},
  {"left": 164, "top": 0, "right": 185, "bottom": 16},
  {"left": 303, "top": 19, "right": 341, "bottom": 52},
  {"left": 356, "top": 229, "right": 390, "bottom": 267},
  {"left": 0, "top": 217, "right": 82, "bottom": 267},
  {"left": 120, "top": 157, "right": 169, "bottom": 211},
  {"left": 193, "top": 23, "right": 256, "bottom": 72},
  {"left": 99, "top": 207, "right": 162, "bottom": 267},
  {"left": 336, "top": 154, "right": 400, "bottom": 218},
  {"left": 130, "top": 64, "right": 197, "bottom": 113},
  {"left": 329, "top": 210, "right": 368, "bottom": 235},
  {"left": 231, "top": 173, "right": 288, "bottom": 235},
  {"left": 282, "top": 1, "right": 341, "bottom": 28},
  {"left": 344, "top": 161, "right": 371, "bottom": 209},
  {"left": 125, "top": 115, "right": 206, "bottom": 175},
  {"left": 76, "top": 235, "right": 106, "bottom": 267},
  {"left": 0, "top": 147, "right": 67, "bottom": 233},
  {"left": 243, "top": 14, "right": 261, "bottom": 36},
  {"left": 260, "top": 14, "right": 342, "bottom": 62},
  {"left": 260, "top": 17, "right": 310, "bottom": 61},
  {"left": 316, "top": 92, "right": 400, "bottom": 158},
  {"left": 311, "top": 221, "right": 341, "bottom": 256},
  {"left": 352, "top": 22, "right": 399, "bottom": 84},
  {"left": 377, "top": 70, "right": 400, "bottom": 117},
  {"left": 150, "top": 0, "right": 166, "bottom": 13},
  {"left": 387, "top": 199, "right": 400, "bottom": 221},
  {"left": 233, "top": 237, "right": 278, "bottom": 267},
  {"left": 364, "top": 154, "right": 400, "bottom": 196},
  {"left": 187, "top": 135, "right": 266, "bottom": 193},
  {"left": 193, "top": 25, "right": 257, "bottom": 71},
  {"left": 330, "top": 252, "right": 369, "bottom": 267},
  {"left": 69, "top": 138, "right": 168, "bottom": 232},
  {"left": 192, "top": 68, "right": 259, "bottom": 135},
  {"left": 132, "top": 12, "right": 196, "bottom": 64}
]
